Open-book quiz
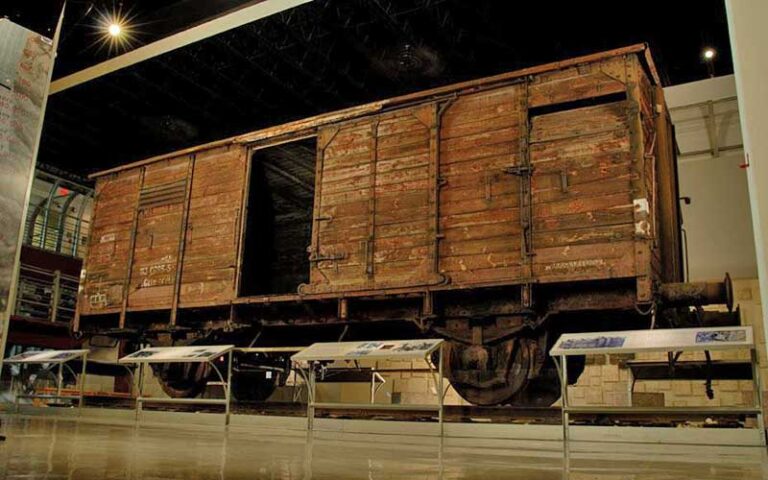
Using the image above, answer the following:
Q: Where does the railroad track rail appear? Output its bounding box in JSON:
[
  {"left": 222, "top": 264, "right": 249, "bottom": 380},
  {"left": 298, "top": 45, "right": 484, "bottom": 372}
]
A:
[{"left": 74, "top": 396, "right": 747, "bottom": 428}]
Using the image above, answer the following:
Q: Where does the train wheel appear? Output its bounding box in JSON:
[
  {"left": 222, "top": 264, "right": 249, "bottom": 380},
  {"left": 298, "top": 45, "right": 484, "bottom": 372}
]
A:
[
  {"left": 231, "top": 372, "right": 279, "bottom": 401},
  {"left": 506, "top": 357, "right": 561, "bottom": 407},
  {"left": 444, "top": 338, "right": 534, "bottom": 406},
  {"left": 151, "top": 362, "right": 210, "bottom": 398},
  {"left": 508, "top": 354, "right": 586, "bottom": 407},
  {"left": 444, "top": 338, "right": 585, "bottom": 407}
]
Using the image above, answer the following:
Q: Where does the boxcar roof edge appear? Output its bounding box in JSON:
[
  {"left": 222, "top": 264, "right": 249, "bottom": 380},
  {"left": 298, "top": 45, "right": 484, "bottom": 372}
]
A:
[{"left": 89, "top": 42, "right": 659, "bottom": 179}]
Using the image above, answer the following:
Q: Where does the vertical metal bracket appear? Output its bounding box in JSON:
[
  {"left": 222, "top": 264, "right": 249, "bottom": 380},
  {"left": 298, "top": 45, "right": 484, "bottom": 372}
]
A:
[
  {"left": 516, "top": 79, "right": 535, "bottom": 261},
  {"left": 120, "top": 167, "right": 146, "bottom": 328},
  {"left": 366, "top": 120, "right": 380, "bottom": 279},
  {"left": 429, "top": 99, "right": 455, "bottom": 277}
]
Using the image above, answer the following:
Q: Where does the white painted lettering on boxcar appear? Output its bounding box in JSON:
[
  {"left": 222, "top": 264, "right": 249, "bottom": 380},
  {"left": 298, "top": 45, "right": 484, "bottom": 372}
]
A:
[{"left": 544, "top": 259, "right": 606, "bottom": 272}]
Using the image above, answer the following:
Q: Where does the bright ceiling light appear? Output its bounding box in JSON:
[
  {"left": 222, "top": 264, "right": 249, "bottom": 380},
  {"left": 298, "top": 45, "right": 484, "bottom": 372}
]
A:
[
  {"left": 108, "top": 23, "right": 122, "bottom": 37},
  {"left": 703, "top": 47, "right": 716, "bottom": 61},
  {"left": 90, "top": 6, "right": 141, "bottom": 55}
]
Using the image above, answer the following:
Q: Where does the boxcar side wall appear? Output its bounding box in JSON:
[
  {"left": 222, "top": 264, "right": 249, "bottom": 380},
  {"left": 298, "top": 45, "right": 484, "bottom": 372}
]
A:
[
  {"left": 77, "top": 48, "right": 678, "bottom": 329},
  {"left": 77, "top": 145, "right": 248, "bottom": 327}
]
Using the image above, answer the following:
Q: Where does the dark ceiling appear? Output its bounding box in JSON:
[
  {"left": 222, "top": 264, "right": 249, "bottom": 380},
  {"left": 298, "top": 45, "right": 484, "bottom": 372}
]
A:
[{"left": 2, "top": 0, "right": 733, "bottom": 177}]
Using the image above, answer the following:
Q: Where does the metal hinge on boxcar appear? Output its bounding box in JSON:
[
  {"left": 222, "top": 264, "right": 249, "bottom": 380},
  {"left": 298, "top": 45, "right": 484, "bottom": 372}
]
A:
[
  {"left": 503, "top": 165, "right": 534, "bottom": 176},
  {"left": 308, "top": 252, "right": 346, "bottom": 263}
]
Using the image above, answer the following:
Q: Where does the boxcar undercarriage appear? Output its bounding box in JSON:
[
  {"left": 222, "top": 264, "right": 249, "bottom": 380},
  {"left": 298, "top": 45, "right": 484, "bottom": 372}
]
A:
[{"left": 78, "top": 277, "right": 735, "bottom": 406}]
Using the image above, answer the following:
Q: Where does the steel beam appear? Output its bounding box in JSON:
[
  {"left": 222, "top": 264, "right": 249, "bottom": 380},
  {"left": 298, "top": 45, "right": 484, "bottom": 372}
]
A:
[{"left": 50, "top": 0, "right": 313, "bottom": 94}]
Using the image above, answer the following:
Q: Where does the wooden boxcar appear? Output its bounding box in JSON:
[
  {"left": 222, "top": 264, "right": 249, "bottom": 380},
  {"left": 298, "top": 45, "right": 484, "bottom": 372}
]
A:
[{"left": 75, "top": 44, "right": 731, "bottom": 405}]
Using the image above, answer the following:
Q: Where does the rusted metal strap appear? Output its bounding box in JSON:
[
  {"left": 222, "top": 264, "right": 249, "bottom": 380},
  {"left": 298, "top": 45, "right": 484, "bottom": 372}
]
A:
[
  {"left": 517, "top": 79, "right": 535, "bottom": 261},
  {"left": 310, "top": 252, "right": 346, "bottom": 263},
  {"left": 518, "top": 80, "right": 535, "bottom": 309},
  {"left": 170, "top": 155, "right": 196, "bottom": 325},
  {"left": 366, "top": 120, "right": 380, "bottom": 278},
  {"left": 433, "top": 100, "right": 454, "bottom": 275}
]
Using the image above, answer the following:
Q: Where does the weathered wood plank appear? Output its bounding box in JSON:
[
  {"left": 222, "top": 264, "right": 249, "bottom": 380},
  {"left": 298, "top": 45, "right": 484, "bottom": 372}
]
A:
[
  {"left": 529, "top": 72, "right": 626, "bottom": 108},
  {"left": 530, "top": 102, "right": 627, "bottom": 143}
]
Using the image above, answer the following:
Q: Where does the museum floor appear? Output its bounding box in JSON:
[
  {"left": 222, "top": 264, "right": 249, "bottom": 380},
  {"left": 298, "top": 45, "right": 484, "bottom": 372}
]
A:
[{"left": 0, "top": 416, "right": 766, "bottom": 479}]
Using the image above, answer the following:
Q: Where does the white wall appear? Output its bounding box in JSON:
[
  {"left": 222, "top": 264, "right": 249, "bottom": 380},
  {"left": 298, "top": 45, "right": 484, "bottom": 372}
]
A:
[
  {"left": 726, "top": 0, "right": 768, "bottom": 359},
  {"left": 664, "top": 75, "right": 757, "bottom": 281}
]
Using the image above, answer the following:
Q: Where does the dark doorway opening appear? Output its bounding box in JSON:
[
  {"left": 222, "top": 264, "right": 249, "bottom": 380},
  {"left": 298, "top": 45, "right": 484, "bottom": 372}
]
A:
[{"left": 240, "top": 137, "right": 317, "bottom": 296}]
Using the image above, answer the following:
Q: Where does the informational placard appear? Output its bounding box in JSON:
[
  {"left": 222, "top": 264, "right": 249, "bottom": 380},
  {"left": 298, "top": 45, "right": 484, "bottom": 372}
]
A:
[
  {"left": 0, "top": 19, "right": 55, "bottom": 312},
  {"left": 119, "top": 345, "right": 234, "bottom": 363},
  {"left": 4, "top": 349, "right": 89, "bottom": 364},
  {"left": 550, "top": 326, "right": 754, "bottom": 357},
  {"left": 292, "top": 339, "right": 443, "bottom": 362}
]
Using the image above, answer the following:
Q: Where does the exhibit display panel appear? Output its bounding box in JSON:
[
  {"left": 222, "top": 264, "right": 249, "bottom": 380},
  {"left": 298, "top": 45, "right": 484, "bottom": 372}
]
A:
[
  {"left": 0, "top": 19, "right": 57, "bottom": 374},
  {"left": 551, "top": 326, "right": 765, "bottom": 446}
]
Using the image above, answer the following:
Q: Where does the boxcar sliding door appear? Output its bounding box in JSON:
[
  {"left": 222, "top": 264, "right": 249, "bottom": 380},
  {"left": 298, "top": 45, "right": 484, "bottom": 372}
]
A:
[{"left": 305, "top": 103, "right": 441, "bottom": 294}]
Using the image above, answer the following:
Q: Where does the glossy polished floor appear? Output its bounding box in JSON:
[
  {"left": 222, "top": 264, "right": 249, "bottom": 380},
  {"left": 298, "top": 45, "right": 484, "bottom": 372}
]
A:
[{"left": 0, "top": 416, "right": 766, "bottom": 479}]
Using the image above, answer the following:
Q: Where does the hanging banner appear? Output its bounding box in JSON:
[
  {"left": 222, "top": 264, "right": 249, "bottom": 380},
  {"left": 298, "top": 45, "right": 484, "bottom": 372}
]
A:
[{"left": 0, "top": 20, "right": 55, "bottom": 313}]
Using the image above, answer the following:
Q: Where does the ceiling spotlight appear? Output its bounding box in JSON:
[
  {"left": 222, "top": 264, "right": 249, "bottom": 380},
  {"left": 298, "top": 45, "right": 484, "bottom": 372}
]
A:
[
  {"left": 703, "top": 47, "right": 716, "bottom": 61},
  {"left": 90, "top": 6, "right": 141, "bottom": 55},
  {"left": 108, "top": 23, "right": 121, "bottom": 37}
]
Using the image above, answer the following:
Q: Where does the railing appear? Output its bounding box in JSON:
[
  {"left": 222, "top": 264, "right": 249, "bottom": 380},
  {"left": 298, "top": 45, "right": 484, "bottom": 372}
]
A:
[
  {"left": 22, "top": 170, "right": 94, "bottom": 259},
  {"left": 24, "top": 212, "right": 91, "bottom": 259},
  {"left": 13, "top": 263, "right": 79, "bottom": 324}
]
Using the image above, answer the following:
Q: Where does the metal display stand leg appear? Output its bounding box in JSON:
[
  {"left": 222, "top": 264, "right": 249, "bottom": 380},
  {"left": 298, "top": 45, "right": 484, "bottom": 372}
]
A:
[
  {"left": 438, "top": 348, "right": 444, "bottom": 436},
  {"left": 424, "top": 348, "right": 445, "bottom": 437},
  {"left": 226, "top": 351, "right": 232, "bottom": 426},
  {"left": 56, "top": 363, "right": 63, "bottom": 400},
  {"left": 60, "top": 361, "right": 85, "bottom": 412},
  {"left": 13, "top": 366, "right": 19, "bottom": 414},
  {"left": 307, "top": 362, "right": 316, "bottom": 432},
  {"left": 199, "top": 354, "right": 232, "bottom": 426},
  {"left": 558, "top": 355, "right": 569, "bottom": 445},
  {"left": 78, "top": 355, "right": 88, "bottom": 410},
  {"left": 135, "top": 363, "right": 144, "bottom": 423}
]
